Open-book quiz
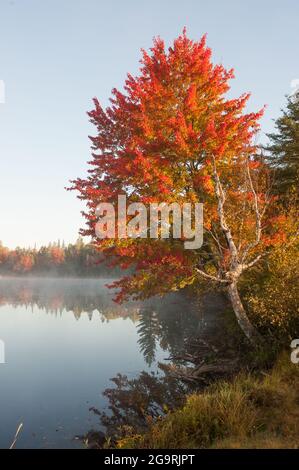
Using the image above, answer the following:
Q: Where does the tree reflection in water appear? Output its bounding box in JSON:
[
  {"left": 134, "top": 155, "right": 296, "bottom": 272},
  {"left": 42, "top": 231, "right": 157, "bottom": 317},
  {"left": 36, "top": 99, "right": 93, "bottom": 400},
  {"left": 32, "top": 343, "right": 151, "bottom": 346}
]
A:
[
  {"left": 0, "top": 277, "right": 200, "bottom": 365},
  {"left": 0, "top": 278, "right": 202, "bottom": 447},
  {"left": 87, "top": 301, "right": 201, "bottom": 446},
  {"left": 88, "top": 365, "right": 188, "bottom": 445}
]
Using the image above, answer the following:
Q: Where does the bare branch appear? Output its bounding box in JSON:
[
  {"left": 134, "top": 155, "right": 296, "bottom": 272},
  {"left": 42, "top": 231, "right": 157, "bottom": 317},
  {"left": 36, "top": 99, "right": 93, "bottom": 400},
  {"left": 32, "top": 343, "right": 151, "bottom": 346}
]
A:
[
  {"left": 195, "top": 267, "right": 229, "bottom": 284},
  {"left": 212, "top": 156, "right": 239, "bottom": 263},
  {"left": 204, "top": 227, "right": 224, "bottom": 256},
  {"left": 243, "top": 254, "right": 263, "bottom": 270},
  {"left": 241, "top": 159, "right": 264, "bottom": 262},
  {"left": 9, "top": 423, "right": 23, "bottom": 450}
]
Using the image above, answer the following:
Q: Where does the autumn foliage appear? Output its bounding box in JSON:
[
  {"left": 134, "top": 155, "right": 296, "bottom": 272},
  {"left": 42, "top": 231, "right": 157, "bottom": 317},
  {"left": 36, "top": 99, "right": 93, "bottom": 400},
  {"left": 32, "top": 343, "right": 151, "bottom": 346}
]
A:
[
  {"left": 71, "top": 30, "right": 290, "bottom": 341},
  {"left": 0, "top": 240, "right": 124, "bottom": 277}
]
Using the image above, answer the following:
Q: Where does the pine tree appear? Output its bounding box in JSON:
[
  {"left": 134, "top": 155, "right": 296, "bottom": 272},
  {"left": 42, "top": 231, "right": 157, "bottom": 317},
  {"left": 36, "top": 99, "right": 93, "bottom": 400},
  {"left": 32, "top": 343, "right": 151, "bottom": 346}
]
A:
[{"left": 266, "top": 91, "right": 299, "bottom": 197}]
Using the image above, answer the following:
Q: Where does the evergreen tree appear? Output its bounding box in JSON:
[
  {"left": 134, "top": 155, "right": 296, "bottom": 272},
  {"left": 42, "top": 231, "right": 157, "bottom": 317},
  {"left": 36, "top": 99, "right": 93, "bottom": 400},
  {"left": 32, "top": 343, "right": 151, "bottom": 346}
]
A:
[{"left": 266, "top": 91, "right": 299, "bottom": 197}]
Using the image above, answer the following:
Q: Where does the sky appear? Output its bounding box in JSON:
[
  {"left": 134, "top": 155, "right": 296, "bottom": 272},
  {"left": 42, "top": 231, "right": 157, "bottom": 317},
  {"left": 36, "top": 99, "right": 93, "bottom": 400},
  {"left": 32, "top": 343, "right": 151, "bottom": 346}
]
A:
[{"left": 0, "top": 0, "right": 298, "bottom": 249}]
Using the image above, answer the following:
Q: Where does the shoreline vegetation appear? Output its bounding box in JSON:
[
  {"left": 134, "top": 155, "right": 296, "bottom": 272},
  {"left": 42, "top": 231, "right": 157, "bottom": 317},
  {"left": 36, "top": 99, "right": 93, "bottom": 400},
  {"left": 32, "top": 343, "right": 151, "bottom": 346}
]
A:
[
  {"left": 80, "top": 349, "right": 299, "bottom": 449},
  {"left": 80, "top": 299, "right": 299, "bottom": 449},
  {"left": 114, "top": 352, "right": 299, "bottom": 449}
]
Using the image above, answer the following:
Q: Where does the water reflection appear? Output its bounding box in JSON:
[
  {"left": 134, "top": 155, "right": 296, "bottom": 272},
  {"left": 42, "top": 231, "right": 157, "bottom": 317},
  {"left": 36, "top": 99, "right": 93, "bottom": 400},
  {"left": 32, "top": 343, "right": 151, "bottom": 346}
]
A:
[
  {"left": 86, "top": 365, "right": 188, "bottom": 447},
  {"left": 0, "top": 278, "right": 200, "bottom": 448},
  {"left": 0, "top": 278, "right": 227, "bottom": 448},
  {"left": 0, "top": 278, "right": 135, "bottom": 321},
  {"left": 0, "top": 278, "right": 199, "bottom": 368}
]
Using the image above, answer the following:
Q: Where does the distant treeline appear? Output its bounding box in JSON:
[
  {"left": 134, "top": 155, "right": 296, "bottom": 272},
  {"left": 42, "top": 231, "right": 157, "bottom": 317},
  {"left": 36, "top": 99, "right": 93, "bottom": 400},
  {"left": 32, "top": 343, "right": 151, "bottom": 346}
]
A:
[{"left": 0, "top": 238, "right": 126, "bottom": 277}]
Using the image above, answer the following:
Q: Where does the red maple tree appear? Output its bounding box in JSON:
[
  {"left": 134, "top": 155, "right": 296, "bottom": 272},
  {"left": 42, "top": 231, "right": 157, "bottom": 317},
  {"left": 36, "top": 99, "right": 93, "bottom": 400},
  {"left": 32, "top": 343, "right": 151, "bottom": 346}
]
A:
[{"left": 70, "top": 30, "right": 286, "bottom": 342}]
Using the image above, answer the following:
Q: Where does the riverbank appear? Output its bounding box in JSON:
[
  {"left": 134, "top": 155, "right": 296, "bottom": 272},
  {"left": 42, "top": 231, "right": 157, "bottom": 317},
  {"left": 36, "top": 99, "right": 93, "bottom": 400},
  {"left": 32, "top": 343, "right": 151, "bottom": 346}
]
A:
[{"left": 114, "top": 353, "right": 299, "bottom": 449}]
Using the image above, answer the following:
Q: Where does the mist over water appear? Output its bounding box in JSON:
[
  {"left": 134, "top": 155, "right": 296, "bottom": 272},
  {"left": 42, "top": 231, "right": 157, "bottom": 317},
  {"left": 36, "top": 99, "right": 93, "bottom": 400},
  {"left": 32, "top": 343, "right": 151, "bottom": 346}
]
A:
[{"left": 0, "top": 278, "right": 200, "bottom": 448}]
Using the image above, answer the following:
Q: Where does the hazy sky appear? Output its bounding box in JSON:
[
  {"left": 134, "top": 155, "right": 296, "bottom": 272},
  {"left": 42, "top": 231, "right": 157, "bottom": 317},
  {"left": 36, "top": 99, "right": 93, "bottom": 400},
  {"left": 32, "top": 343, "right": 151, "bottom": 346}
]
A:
[{"left": 0, "top": 0, "right": 298, "bottom": 248}]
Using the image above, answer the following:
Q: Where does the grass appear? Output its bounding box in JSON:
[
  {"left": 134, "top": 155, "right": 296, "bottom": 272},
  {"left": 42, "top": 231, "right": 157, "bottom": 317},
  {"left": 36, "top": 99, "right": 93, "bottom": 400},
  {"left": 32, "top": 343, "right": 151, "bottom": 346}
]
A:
[{"left": 115, "top": 352, "right": 299, "bottom": 449}]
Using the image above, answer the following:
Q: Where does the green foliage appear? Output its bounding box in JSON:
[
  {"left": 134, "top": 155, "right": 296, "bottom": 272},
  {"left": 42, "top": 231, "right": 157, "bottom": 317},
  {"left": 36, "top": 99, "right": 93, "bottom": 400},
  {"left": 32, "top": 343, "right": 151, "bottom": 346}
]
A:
[
  {"left": 116, "top": 353, "right": 299, "bottom": 449},
  {"left": 242, "top": 241, "right": 299, "bottom": 343},
  {"left": 266, "top": 92, "right": 299, "bottom": 198}
]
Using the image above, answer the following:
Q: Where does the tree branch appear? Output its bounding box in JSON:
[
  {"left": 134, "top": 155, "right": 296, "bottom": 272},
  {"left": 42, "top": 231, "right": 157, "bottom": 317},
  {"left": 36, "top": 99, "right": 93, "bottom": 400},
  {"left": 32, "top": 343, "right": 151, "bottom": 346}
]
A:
[
  {"left": 212, "top": 156, "right": 239, "bottom": 263},
  {"left": 195, "top": 267, "right": 229, "bottom": 284},
  {"left": 243, "top": 253, "right": 264, "bottom": 270},
  {"left": 241, "top": 158, "right": 263, "bottom": 262}
]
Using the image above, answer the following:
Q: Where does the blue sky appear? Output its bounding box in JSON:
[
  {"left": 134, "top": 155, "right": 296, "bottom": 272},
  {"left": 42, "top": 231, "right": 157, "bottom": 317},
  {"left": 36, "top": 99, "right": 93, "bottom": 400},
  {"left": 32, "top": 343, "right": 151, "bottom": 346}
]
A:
[{"left": 0, "top": 0, "right": 298, "bottom": 248}]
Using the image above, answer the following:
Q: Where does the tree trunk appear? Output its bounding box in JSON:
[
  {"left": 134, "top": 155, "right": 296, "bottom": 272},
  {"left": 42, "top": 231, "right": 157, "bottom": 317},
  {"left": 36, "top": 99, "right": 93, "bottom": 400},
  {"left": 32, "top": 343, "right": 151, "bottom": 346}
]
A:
[{"left": 228, "top": 282, "right": 260, "bottom": 344}]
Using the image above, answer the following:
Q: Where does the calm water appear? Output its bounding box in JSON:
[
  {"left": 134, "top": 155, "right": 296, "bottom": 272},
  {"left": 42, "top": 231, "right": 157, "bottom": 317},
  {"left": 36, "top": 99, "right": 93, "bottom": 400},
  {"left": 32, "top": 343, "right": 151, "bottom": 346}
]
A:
[{"left": 0, "top": 278, "right": 199, "bottom": 448}]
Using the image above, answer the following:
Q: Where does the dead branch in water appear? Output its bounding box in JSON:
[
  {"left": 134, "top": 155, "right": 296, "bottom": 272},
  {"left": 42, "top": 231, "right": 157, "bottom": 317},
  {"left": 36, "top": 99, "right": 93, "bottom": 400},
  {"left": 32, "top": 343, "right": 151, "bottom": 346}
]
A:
[
  {"left": 164, "top": 337, "right": 240, "bottom": 385},
  {"left": 9, "top": 423, "right": 23, "bottom": 449},
  {"left": 163, "top": 359, "right": 238, "bottom": 385}
]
